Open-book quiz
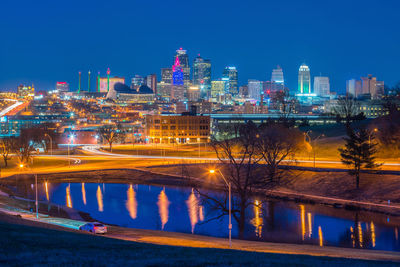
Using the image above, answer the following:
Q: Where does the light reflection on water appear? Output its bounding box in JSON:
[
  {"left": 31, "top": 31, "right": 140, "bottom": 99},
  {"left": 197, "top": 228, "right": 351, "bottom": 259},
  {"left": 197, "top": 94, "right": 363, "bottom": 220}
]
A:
[
  {"left": 96, "top": 185, "right": 103, "bottom": 212},
  {"left": 126, "top": 185, "right": 137, "bottom": 219},
  {"left": 21, "top": 182, "right": 400, "bottom": 251},
  {"left": 157, "top": 188, "right": 169, "bottom": 230},
  {"left": 81, "top": 183, "right": 87, "bottom": 205}
]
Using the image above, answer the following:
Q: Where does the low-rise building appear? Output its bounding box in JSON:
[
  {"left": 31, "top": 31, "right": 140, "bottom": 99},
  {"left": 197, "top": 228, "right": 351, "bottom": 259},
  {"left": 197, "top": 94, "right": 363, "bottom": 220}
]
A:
[{"left": 145, "top": 114, "right": 210, "bottom": 144}]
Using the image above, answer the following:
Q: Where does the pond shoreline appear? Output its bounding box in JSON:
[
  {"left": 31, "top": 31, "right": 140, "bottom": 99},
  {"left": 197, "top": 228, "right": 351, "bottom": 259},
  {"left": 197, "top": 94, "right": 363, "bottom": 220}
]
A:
[{"left": 1, "top": 167, "right": 400, "bottom": 218}]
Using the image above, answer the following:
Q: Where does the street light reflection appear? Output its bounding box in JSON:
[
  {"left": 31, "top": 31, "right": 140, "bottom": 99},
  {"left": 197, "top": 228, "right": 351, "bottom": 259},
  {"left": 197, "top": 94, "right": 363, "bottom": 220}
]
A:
[
  {"left": 318, "top": 226, "right": 323, "bottom": 247},
  {"left": 44, "top": 182, "right": 49, "bottom": 201},
  {"left": 307, "top": 212, "right": 312, "bottom": 238},
  {"left": 126, "top": 184, "right": 137, "bottom": 219},
  {"left": 186, "top": 189, "right": 200, "bottom": 233},
  {"left": 157, "top": 188, "right": 170, "bottom": 230},
  {"left": 371, "top": 222, "right": 376, "bottom": 247},
  {"left": 81, "top": 183, "right": 87, "bottom": 205},
  {"left": 251, "top": 200, "right": 263, "bottom": 238},
  {"left": 358, "top": 222, "right": 363, "bottom": 248},
  {"left": 66, "top": 184, "right": 72, "bottom": 208},
  {"left": 300, "top": 205, "right": 305, "bottom": 240},
  {"left": 96, "top": 185, "right": 103, "bottom": 212}
]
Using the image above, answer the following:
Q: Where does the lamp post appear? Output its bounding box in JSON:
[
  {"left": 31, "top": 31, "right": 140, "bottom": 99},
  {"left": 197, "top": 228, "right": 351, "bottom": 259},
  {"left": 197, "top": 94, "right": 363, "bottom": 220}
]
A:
[
  {"left": 44, "top": 133, "right": 52, "bottom": 155},
  {"left": 304, "top": 131, "right": 324, "bottom": 168},
  {"left": 20, "top": 164, "right": 38, "bottom": 219},
  {"left": 369, "top": 128, "right": 378, "bottom": 146},
  {"left": 209, "top": 169, "right": 232, "bottom": 248}
]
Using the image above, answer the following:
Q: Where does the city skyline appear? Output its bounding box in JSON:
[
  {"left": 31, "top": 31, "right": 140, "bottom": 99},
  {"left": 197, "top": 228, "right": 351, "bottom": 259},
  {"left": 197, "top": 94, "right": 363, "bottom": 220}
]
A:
[{"left": 1, "top": 1, "right": 399, "bottom": 92}]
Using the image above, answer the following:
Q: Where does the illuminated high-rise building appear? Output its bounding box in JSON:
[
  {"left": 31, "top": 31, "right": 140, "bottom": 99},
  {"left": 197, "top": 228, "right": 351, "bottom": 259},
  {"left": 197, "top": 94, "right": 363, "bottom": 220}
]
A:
[
  {"left": 174, "top": 48, "right": 190, "bottom": 87},
  {"left": 346, "top": 75, "right": 384, "bottom": 99},
  {"left": 271, "top": 65, "right": 284, "bottom": 91},
  {"left": 298, "top": 64, "right": 311, "bottom": 94},
  {"left": 172, "top": 56, "right": 184, "bottom": 86},
  {"left": 211, "top": 79, "right": 228, "bottom": 98},
  {"left": 131, "top": 75, "right": 144, "bottom": 91},
  {"left": 222, "top": 66, "right": 238, "bottom": 95},
  {"left": 146, "top": 74, "right": 157, "bottom": 95},
  {"left": 313, "top": 76, "right": 330, "bottom": 97},
  {"left": 192, "top": 55, "right": 211, "bottom": 97},
  {"left": 161, "top": 68, "right": 173, "bottom": 84},
  {"left": 248, "top": 80, "right": 262, "bottom": 101},
  {"left": 56, "top": 82, "right": 69, "bottom": 92}
]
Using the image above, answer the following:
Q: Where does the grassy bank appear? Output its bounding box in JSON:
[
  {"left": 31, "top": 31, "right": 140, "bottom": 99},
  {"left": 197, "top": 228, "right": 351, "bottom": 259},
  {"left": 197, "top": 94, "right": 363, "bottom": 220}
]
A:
[{"left": 0, "top": 212, "right": 397, "bottom": 266}]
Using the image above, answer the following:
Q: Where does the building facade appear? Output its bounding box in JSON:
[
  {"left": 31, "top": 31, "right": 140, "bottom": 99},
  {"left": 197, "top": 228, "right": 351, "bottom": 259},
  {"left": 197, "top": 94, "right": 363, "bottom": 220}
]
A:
[
  {"left": 298, "top": 64, "right": 311, "bottom": 94},
  {"left": 192, "top": 55, "right": 211, "bottom": 97},
  {"left": 146, "top": 74, "right": 157, "bottom": 95},
  {"left": 100, "top": 77, "right": 125, "bottom": 92},
  {"left": 222, "top": 66, "right": 238, "bottom": 95},
  {"left": 346, "top": 75, "right": 384, "bottom": 99},
  {"left": 175, "top": 48, "right": 191, "bottom": 87},
  {"left": 313, "top": 76, "right": 330, "bottom": 97},
  {"left": 271, "top": 65, "right": 285, "bottom": 91},
  {"left": 248, "top": 80, "right": 263, "bottom": 101},
  {"left": 56, "top": 82, "right": 69, "bottom": 92},
  {"left": 145, "top": 114, "right": 210, "bottom": 144}
]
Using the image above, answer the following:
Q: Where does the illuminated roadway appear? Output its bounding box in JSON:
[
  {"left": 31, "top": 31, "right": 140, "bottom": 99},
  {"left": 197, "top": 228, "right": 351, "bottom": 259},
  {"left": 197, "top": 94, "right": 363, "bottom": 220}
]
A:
[
  {"left": 0, "top": 100, "right": 24, "bottom": 117},
  {"left": 76, "top": 145, "right": 400, "bottom": 168}
]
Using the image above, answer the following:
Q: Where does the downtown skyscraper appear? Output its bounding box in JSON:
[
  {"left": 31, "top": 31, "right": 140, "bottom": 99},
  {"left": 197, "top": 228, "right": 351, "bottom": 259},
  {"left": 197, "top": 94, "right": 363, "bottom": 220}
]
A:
[
  {"left": 175, "top": 48, "right": 190, "bottom": 87},
  {"left": 192, "top": 54, "right": 211, "bottom": 97},
  {"left": 222, "top": 66, "right": 238, "bottom": 95},
  {"left": 298, "top": 64, "right": 311, "bottom": 94},
  {"left": 271, "top": 65, "right": 285, "bottom": 91}
]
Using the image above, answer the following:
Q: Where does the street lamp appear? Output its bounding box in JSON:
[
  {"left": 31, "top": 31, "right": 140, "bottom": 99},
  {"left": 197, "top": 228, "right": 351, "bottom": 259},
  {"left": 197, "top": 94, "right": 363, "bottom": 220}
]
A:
[
  {"left": 20, "top": 164, "right": 39, "bottom": 219},
  {"left": 209, "top": 169, "right": 232, "bottom": 248},
  {"left": 369, "top": 128, "right": 378, "bottom": 146},
  {"left": 304, "top": 131, "right": 324, "bottom": 168},
  {"left": 44, "top": 133, "right": 52, "bottom": 155}
]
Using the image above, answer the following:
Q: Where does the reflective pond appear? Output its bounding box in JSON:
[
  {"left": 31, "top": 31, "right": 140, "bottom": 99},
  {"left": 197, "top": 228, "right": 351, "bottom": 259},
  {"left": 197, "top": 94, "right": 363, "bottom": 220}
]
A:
[{"left": 17, "top": 182, "right": 400, "bottom": 251}]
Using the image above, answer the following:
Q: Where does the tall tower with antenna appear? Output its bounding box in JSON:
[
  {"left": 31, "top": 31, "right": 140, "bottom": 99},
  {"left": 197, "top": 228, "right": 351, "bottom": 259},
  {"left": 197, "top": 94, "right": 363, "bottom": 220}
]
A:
[
  {"left": 97, "top": 71, "right": 100, "bottom": 92},
  {"left": 78, "top": 71, "right": 81, "bottom": 93},
  {"left": 88, "top": 70, "right": 91, "bottom": 92},
  {"left": 107, "top": 68, "right": 111, "bottom": 92}
]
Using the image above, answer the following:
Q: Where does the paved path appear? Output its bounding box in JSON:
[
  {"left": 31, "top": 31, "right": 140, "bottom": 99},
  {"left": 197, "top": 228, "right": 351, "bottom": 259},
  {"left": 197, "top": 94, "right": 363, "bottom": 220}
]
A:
[{"left": 0, "top": 203, "right": 399, "bottom": 263}]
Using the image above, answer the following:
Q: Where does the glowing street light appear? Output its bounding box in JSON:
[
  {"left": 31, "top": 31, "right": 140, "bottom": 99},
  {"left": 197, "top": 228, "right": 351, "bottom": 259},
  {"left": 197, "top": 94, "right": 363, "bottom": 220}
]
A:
[{"left": 209, "top": 169, "right": 232, "bottom": 248}]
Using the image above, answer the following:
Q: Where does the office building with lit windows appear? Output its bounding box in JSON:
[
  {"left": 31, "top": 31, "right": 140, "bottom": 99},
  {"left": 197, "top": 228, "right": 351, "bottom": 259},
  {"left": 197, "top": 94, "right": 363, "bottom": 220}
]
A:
[
  {"left": 192, "top": 55, "right": 211, "bottom": 97},
  {"left": 175, "top": 48, "right": 191, "bottom": 87},
  {"left": 313, "top": 76, "right": 330, "bottom": 97},
  {"left": 145, "top": 114, "right": 210, "bottom": 144},
  {"left": 298, "top": 64, "right": 311, "bottom": 94},
  {"left": 222, "top": 66, "right": 238, "bottom": 95}
]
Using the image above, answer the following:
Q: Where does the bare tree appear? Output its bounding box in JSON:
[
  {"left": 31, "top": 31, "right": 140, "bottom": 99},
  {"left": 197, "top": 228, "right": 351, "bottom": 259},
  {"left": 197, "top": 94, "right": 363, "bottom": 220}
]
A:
[
  {"left": 0, "top": 138, "right": 14, "bottom": 167},
  {"left": 98, "top": 123, "right": 126, "bottom": 152},
  {"left": 193, "top": 122, "right": 263, "bottom": 238},
  {"left": 257, "top": 123, "right": 302, "bottom": 186},
  {"left": 332, "top": 96, "right": 364, "bottom": 127},
  {"left": 13, "top": 128, "right": 37, "bottom": 165},
  {"left": 272, "top": 90, "right": 297, "bottom": 127}
]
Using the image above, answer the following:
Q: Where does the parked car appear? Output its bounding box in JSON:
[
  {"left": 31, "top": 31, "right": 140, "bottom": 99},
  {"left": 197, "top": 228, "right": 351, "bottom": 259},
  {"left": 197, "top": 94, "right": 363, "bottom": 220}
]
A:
[{"left": 79, "top": 222, "right": 107, "bottom": 234}]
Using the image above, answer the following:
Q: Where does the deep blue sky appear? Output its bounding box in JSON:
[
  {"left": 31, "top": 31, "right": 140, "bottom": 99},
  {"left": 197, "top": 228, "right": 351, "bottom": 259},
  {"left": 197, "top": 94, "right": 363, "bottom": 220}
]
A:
[{"left": 1, "top": 0, "right": 399, "bottom": 93}]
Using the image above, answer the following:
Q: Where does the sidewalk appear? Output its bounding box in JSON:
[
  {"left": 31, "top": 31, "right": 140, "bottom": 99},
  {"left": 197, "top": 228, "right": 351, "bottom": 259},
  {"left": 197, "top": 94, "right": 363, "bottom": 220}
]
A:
[{"left": 0, "top": 204, "right": 400, "bottom": 263}]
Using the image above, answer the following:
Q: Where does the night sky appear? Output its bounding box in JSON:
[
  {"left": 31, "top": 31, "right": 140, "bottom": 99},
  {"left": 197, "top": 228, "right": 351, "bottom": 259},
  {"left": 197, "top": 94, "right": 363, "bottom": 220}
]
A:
[{"left": 1, "top": 0, "right": 399, "bottom": 93}]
